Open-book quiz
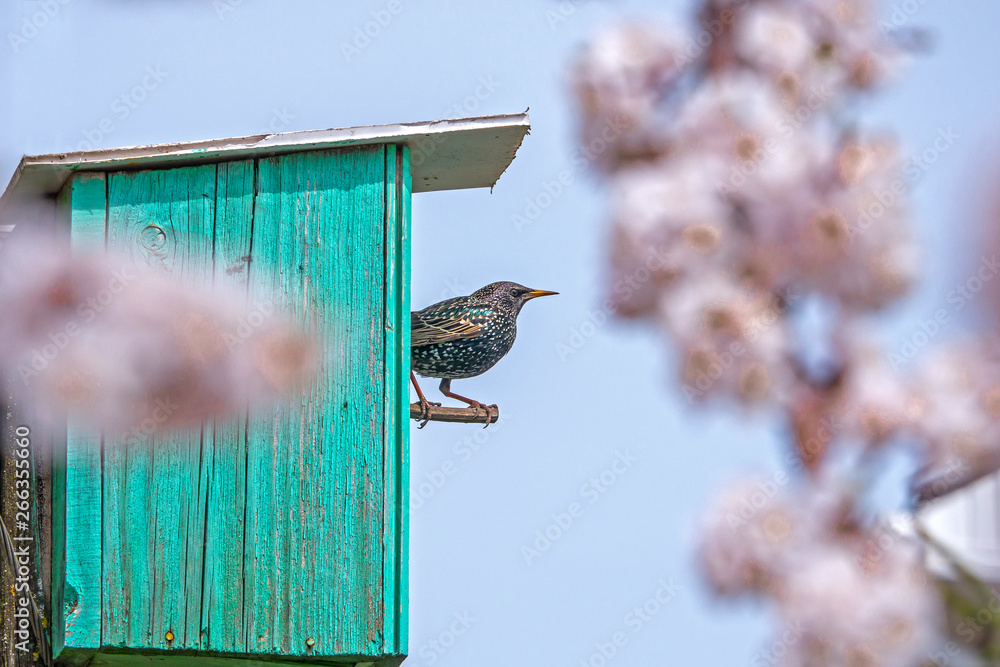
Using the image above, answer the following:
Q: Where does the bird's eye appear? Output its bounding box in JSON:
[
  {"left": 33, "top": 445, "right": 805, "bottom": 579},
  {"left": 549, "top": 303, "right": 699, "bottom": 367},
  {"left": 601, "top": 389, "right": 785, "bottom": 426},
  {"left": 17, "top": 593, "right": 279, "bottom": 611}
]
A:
[{"left": 509, "top": 288, "right": 518, "bottom": 297}]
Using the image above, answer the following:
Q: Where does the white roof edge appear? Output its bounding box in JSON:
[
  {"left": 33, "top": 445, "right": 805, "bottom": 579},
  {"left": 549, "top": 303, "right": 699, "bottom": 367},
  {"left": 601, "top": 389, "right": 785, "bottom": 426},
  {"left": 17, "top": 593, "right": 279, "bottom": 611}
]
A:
[{"left": 0, "top": 113, "right": 531, "bottom": 211}]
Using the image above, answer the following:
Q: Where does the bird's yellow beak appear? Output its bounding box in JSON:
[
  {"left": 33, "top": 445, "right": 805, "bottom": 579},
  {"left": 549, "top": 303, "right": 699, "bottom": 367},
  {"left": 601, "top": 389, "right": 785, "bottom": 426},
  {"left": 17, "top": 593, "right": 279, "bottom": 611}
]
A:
[{"left": 525, "top": 289, "right": 559, "bottom": 299}]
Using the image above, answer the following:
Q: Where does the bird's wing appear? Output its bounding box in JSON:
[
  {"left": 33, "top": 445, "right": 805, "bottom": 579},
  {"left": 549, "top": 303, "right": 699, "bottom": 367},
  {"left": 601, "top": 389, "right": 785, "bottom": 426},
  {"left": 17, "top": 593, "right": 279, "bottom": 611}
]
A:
[{"left": 411, "top": 303, "right": 493, "bottom": 346}]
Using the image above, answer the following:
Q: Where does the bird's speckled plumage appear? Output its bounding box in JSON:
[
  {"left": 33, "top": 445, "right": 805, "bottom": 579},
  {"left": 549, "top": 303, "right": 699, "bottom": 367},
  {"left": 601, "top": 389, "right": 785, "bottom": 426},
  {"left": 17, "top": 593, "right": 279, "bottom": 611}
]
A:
[{"left": 411, "top": 281, "right": 554, "bottom": 380}]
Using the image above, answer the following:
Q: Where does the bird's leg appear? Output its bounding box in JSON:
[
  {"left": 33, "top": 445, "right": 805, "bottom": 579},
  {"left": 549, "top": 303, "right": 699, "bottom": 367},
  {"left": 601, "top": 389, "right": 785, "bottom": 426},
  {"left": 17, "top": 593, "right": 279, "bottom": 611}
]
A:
[
  {"left": 439, "top": 379, "right": 496, "bottom": 428},
  {"left": 410, "top": 371, "right": 440, "bottom": 428}
]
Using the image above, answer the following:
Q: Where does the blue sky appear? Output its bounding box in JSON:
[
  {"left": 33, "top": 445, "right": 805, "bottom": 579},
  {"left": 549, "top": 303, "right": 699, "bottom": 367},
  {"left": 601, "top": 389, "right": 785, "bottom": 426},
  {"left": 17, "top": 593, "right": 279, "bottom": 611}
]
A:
[{"left": 4, "top": 1, "right": 1000, "bottom": 664}]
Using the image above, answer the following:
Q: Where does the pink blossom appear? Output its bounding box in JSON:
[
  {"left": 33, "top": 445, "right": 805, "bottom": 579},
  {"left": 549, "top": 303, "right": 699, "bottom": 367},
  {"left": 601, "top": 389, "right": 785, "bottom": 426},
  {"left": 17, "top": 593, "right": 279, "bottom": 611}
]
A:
[
  {"left": 573, "top": 23, "right": 688, "bottom": 168},
  {"left": 776, "top": 539, "right": 942, "bottom": 666},
  {"left": 0, "top": 233, "right": 316, "bottom": 435}
]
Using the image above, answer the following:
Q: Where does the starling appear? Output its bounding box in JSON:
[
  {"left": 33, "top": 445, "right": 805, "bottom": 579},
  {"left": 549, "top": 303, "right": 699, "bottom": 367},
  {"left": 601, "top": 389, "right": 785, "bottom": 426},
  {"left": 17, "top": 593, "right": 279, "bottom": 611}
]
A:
[{"left": 410, "top": 281, "right": 558, "bottom": 427}]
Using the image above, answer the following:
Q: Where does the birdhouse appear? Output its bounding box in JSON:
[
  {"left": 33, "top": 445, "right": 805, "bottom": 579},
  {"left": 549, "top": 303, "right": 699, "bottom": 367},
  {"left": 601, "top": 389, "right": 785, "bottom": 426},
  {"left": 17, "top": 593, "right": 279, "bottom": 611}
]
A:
[{"left": 0, "top": 114, "right": 529, "bottom": 665}]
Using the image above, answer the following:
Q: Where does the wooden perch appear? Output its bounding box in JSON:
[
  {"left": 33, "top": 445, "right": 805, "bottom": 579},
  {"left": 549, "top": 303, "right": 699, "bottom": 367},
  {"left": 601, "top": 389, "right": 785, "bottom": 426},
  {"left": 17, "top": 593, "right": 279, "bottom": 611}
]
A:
[{"left": 409, "top": 402, "right": 499, "bottom": 426}]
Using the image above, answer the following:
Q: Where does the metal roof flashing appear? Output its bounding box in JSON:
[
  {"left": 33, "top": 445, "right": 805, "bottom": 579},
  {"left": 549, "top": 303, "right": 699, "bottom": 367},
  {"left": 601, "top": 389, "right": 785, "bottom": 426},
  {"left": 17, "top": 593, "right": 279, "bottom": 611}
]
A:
[{"left": 0, "top": 113, "right": 530, "bottom": 216}]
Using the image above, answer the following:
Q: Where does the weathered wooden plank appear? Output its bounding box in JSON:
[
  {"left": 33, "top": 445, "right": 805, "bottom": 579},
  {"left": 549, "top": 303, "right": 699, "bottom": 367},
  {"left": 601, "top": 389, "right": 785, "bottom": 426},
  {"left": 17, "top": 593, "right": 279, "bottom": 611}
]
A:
[
  {"left": 102, "top": 166, "right": 215, "bottom": 650},
  {"left": 398, "top": 146, "right": 411, "bottom": 658},
  {"left": 382, "top": 145, "right": 409, "bottom": 656},
  {"left": 34, "top": 348, "right": 56, "bottom": 667},
  {"left": 244, "top": 146, "right": 388, "bottom": 657},
  {"left": 49, "top": 178, "right": 73, "bottom": 666},
  {"left": 49, "top": 423, "right": 66, "bottom": 664},
  {"left": 61, "top": 172, "right": 108, "bottom": 660},
  {"left": 200, "top": 160, "right": 255, "bottom": 653}
]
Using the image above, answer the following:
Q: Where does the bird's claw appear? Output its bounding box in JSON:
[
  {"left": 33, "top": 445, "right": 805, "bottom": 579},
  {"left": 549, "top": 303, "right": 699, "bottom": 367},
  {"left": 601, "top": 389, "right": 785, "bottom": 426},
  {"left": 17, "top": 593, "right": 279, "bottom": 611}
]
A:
[
  {"left": 416, "top": 398, "right": 441, "bottom": 428},
  {"left": 467, "top": 401, "right": 498, "bottom": 429}
]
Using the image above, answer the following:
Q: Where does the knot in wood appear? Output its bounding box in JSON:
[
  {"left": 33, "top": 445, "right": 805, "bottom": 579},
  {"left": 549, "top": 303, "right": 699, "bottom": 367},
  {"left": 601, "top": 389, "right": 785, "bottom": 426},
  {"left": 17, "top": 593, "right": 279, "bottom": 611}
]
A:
[{"left": 140, "top": 224, "right": 167, "bottom": 251}]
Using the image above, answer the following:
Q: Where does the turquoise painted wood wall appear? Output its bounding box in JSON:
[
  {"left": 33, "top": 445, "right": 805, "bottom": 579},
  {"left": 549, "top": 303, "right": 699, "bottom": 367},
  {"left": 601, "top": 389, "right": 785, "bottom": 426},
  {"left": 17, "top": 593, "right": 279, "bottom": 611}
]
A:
[{"left": 50, "top": 145, "right": 410, "bottom": 666}]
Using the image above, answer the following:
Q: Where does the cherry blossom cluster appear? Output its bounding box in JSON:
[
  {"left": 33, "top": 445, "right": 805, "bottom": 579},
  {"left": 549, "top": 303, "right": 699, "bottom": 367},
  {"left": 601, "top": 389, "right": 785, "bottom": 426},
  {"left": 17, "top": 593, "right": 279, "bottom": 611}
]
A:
[
  {"left": 571, "top": 0, "right": 991, "bottom": 662},
  {"left": 573, "top": 0, "right": 1000, "bottom": 498},
  {"left": 575, "top": 0, "right": 916, "bottom": 405},
  {"left": 0, "top": 232, "right": 315, "bottom": 436},
  {"left": 698, "top": 475, "right": 941, "bottom": 665}
]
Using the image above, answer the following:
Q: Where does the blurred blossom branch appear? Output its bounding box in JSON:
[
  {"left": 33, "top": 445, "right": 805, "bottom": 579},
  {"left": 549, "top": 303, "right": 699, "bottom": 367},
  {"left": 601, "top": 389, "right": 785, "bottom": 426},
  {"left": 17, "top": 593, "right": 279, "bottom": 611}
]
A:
[
  {"left": 0, "top": 230, "right": 316, "bottom": 436},
  {"left": 570, "top": 0, "right": 1000, "bottom": 663}
]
